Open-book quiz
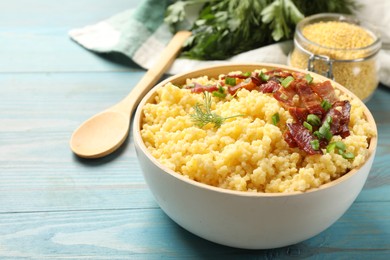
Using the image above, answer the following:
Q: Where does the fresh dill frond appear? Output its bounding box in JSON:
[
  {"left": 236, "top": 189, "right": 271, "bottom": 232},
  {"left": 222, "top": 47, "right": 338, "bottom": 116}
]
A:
[{"left": 190, "top": 92, "right": 242, "bottom": 128}]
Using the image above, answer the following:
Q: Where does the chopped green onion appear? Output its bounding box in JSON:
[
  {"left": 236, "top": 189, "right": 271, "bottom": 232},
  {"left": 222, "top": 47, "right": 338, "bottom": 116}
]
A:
[
  {"left": 225, "top": 77, "right": 236, "bottom": 86},
  {"left": 313, "top": 131, "right": 321, "bottom": 139},
  {"left": 318, "top": 122, "right": 333, "bottom": 141},
  {"left": 321, "top": 100, "right": 332, "bottom": 111},
  {"left": 272, "top": 113, "right": 280, "bottom": 125},
  {"left": 307, "top": 114, "right": 321, "bottom": 126},
  {"left": 281, "top": 76, "right": 294, "bottom": 88},
  {"left": 303, "top": 121, "right": 312, "bottom": 132},
  {"left": 305, "top": 73, "right": 313, "bottom": 84},
  {"left": 326, "top": 142, "right": 336, "bottom": 153},
  {"left": 335, "top": 141, "right": 346, "bottom": 152},
  {"left": 212, "top": 91, "right": 226, "bottom": 98},
  {"left": 342, "top": 152, "right": 355, "bottom": 159},
  {"left": 310, "top": 139, "right": 320, "bottom": 150},
  {"left": 313, "top": 116, "right": 333, "bottom": 142},
  {"left": 259, "top": 71, "right": 270, "bottom": 81},
  {"left": 326, "top": 141, "right": 346, "bottom": 153},
  {"left": 242, "top": 72, "right": 251, "bottom": 77}
]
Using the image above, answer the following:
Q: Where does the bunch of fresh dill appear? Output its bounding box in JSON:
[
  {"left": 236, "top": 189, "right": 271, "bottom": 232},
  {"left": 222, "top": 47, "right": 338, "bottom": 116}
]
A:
[{"left": 164, "top": 0, "right": 358, "bottom": 60}]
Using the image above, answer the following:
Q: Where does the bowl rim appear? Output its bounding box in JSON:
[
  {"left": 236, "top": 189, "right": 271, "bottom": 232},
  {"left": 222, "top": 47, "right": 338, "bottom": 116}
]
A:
[{"left": 133, "top": 62, "right": 378, "bottom": 197}]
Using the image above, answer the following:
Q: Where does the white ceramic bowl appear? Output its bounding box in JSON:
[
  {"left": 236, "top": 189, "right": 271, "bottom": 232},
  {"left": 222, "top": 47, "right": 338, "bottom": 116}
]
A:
[{"left": 133, "top": 63, "right": 377, "bottom": 249}]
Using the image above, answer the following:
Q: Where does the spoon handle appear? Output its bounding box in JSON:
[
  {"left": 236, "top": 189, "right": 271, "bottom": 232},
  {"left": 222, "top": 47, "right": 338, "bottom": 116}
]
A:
[{"left": 112, "top": 31, "right": 192, "bottom": 114}]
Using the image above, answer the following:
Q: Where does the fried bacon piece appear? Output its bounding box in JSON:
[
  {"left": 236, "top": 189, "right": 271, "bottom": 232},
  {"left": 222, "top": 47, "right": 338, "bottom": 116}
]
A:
[
  {"left": 273, "top": 80, "right": 297, "bottom": 108},
  {"left": 250, "top": 75, "right": 262, "bottom": 86},
  {"left": 295, "top": 79, "right": 325, "bottom": 117},
  {"left": 283, "top": 130, "right": 298, "bottom": 148},
  {"left": 311, "top": 81, "right": 337, "bottom": 104},
  {"left": 190, "top": 83, "right": 218, "bottom": 93},
  {"left": 228, "top": 78, "right": 258, "bottom": 95},
  {"left": 259, "top": 80, "right": 280, "bottom": 93},
  {"left": 288, "top": 107, "right": 309, "bottom": 124},
  {"left": 324, "top": 100, "right": 351, "bottom": 138},
  {"left": 286, "top": 123, "right": 322, "bottom": 155}
]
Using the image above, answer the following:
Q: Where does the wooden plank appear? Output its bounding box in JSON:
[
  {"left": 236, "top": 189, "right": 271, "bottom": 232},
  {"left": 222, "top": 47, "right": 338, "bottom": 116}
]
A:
[
  {"left": 358, "top": 85, "right": 390, "bottom": 202},
  {"left": 0, "top": 72, "right": 158, "bottom": 212},
  {"left": 0, "top": 202, "right": 388, "bottom": 258},
  {"left": 0, "top": 0, "right": 140, "bottom": 73}
]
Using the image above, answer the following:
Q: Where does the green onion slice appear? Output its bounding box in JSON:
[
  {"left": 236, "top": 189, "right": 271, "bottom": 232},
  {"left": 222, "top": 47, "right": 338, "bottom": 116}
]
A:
[
  {"left": 272, "top": 113, "right": 280, "bottom": 125},
  {"left": 335, "top": 141, "right": 346, "bottom": 152},
  {"left": 241, "top": 72, "right": 251, "bottom": 77},
  {"left": 281, "top": 76, "right": 294, "bottom": 88},
  {"left": 303, "top": 121, "right": 312, "bottom": 132},
  {"left": 326, "top": 142, "right": 336, "bottom": 153},
  {"left": 318, "top": 122, "right": 333, "bottom": 142},
  {"left": 310, "top": 139, "right": 320, "bottom": 150},
  {"left": 321, "top": 100, "right": 332, "bottom": 111},
  {"left": 326, "top": 141, "right": 346, "bottom": 153},
  {"left": 342, "top": 152, "right": 355, "bottom": 159},
  {"left": 307, "top": 114, "right": 321, "bottom": 126},
  {"left": 212, "top": 91, "right": 226, "bottom": 98},
  {"left": 305, "top": 73, "right": 313, "bottom": 84},
  {"left": 259, "top": 71, "right": 269, "bottom": 81},
  {"left": 225, "top": 77, "right": 236, "bottom": 86}
]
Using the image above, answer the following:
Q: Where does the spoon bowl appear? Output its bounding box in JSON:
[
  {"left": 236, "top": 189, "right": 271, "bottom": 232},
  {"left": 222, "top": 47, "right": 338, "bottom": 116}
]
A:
[
  {"left": 70, "top": 110, "right": 129, "bottom": 158},
  {"left": 70, "top": 31, "right": 191, "bottom": 158}
]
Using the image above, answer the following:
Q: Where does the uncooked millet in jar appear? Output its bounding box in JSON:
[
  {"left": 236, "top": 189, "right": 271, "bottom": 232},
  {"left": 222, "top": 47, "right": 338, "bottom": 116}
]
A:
[
  {"left": 290, "top": 20, "right": 379, "bottom": 101},
  {"left": 303, "top": 21, "right": 374, "bottom": 51}
]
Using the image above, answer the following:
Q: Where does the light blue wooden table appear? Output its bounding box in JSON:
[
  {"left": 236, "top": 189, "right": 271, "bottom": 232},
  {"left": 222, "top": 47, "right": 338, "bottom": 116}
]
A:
[{"left": 1, "top": 1, "right": 389, "bottom": 258}]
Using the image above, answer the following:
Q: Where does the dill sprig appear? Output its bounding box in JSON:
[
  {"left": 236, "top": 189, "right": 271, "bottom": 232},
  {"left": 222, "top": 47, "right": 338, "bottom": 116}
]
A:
[{"left": 190, "top": 92, "right": 242, "bottom": 128}]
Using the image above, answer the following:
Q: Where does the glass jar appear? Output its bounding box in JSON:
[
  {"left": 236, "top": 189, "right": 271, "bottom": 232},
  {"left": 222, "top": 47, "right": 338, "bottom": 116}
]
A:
[{"left": 288, "top": 13, "right": 381, "bottom": 102}]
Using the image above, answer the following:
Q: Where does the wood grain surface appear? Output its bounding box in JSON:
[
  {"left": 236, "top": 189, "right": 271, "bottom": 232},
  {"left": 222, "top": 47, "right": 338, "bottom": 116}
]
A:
[{"left": 0, "top": 0, "right": 389, "bottom": 258}]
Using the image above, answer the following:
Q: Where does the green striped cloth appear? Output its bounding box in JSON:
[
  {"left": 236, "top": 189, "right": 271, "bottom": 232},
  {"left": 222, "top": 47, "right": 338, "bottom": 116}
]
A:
[{"left": 68, "top": 0, "right": 290, "bottom": 75}]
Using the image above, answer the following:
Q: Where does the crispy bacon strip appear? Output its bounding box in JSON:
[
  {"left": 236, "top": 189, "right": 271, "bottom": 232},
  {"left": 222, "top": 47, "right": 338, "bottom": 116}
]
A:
[
  {"left": 283, "top": 130, "right": 298, "bottom": 148},
  {"left": 250, "top": 76, "right": 262, "bottom": 86},
  {"left": 228, "top": 78, "right": 258, "bottom": 95},
  {"left": 190, "top": 83, "right": 218, "bottom": 93},
  {"left": 273, "top": 80, "right": 297, "bottom": 108},
  {"left": 286, "top": 123, "right": 322, "bottom": 155},
  {"left": 288, "top": 107, "right": 309, "bottom": 124},
  {"left": 325, "top": 100, "right": 351, "bottom": 138},
  {"left": 311, "top": 81, "right": 337, "bottom": 104},
  {"left": 259, "top": 80, "right": 280, "bottom": 93},
  {"left": 295, "top": 79, "right": 325, "bottom": 116}
]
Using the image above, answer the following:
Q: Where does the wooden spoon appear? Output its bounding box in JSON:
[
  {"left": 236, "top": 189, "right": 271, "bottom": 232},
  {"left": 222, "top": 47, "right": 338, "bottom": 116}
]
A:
[{"left": 70, "top": 31, "right": 191, "bottom": 158}]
